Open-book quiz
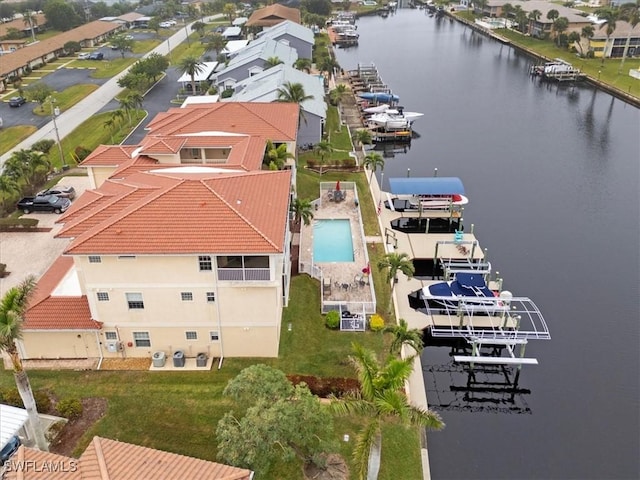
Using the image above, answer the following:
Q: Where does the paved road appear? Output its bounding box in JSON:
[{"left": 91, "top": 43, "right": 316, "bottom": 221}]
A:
[{"left": 0, "top": 18, "right": 223, "bottom": 166}]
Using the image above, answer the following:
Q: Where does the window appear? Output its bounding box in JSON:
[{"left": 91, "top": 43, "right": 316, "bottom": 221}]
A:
[
  {"left": 206, "top": 292, "right": 215, "bottom": 302},
  {"left": 88, "top": 256, "right": 101, "bottom": 263},
  {"left": 210, "top": 331, "right": 219, "bottom": 341},
  {"left": 97, "top": 292, "right": 110, "bottom": 302},
  {"left": 181, "top": 292, "right": 193, "bottom": 301},
  {"left": 105, "top": 331, "right": 118, "bottom": 341},
  {"left": 186, "top": 331, "right": 198, "bottom": 340},
  {"left": 118, "top": 255, "right": 136, "bottom": 260},
  {"left": 133, "top": 332, "right": 150, "bottom": 347},
  {"left": 199, "top": 255, "right": 212, "bottom": 271},
  {"left": 126, "top": 292, "right": 144, "bottom": 309}
]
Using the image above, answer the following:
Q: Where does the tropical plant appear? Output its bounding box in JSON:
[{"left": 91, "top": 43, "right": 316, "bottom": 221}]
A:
[
  {"left": 330, "top": 83, "right": 348, "bottom": 106},
  {"left": 578, "top": 25, "right": 595, "bottom": 56},
  {"left": 191, "top": 20, "right": 206, "bottom": 37},
  {"left": 117, "top": 93, "right": 142, "bottom": 125},
  {"left": 353, "top": 129, "right": 372, "bottom": 148},
  {"left": 178, "top": 56, "right": 206, "bottom": 95},
  {"left": 3, "top": 149, "right": 50, "bottom": 194},
  {"left": 325, "top": 310, "right": 340, "bottom": 329},
  {"left": 276, "top": 81, "right": 314, "bottom": 125},
  {"left": 0, "top": 175, "right": 21, "bottom": 215},
  {"left": 110, "top": 35, "right": 134, "bottom": 58},
  {"left": 331, "top": 343, "right": 444, "bottom": 480},
  {"left": 618, "top": 2, "right": 640, "bottom": 73},
  {"left": 291, "top": 197, "right": 314, "bottom": 226},
  {"left": 501, "top": 3, "right": 514, "bottom": 27},
  {"left": 263, "top": 140, "right": 294, "bottom": 169},
  {"left": 264, "top": 56, "right": 284, "bottom": 68},
  {"left": 204, "top": 33, "right": 228, "bottom": 57},
  {"left": 63, "top": 40, "right": 81, "bottom": 54},
  {"left": 223, "top": 3, "right": 236, "bottom": 22},
  {"left": 527, "top": 9, "right": 542, "bottom": 35},
  {"left": 552, "top": 17, "right": 569, "bottom": 46},
  {"left": 595, "top": 7, "right": 619, "bottom": 64},
  {"left": 22, "top": 10, "right": 37, "bottom": 42},
  {"left": 384, "top": 318, "right": 424, "bottom": 355},
  {"left": 0, "top": 276, "right": 48, "bottom": 450},
  {"left": 24, "top": 83, "right": 53, "bottom": 112},
  {"left": 513, "top": 6, "right": 528, "bottom": 33},
  {"left": 377, "top": 252, "right": 414, "bottom": 312},
  {"left": 363, "top": 152, "right": 384, "bottom": 183},
  {"left": 312, "top": 140, "right": 333, "bottom": 175},
  {"left": 294, "top": 57, "right": 312, "bottom": 73}
]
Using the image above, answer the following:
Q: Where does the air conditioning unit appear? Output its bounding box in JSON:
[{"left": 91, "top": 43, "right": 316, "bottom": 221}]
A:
[{"left": 106, "top": 341, "right": 123, "bottom": 353}]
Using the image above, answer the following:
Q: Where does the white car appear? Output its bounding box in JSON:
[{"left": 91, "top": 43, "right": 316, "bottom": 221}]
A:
[{"left": 77, "top": 52, "right": 90, "bottom": 60}]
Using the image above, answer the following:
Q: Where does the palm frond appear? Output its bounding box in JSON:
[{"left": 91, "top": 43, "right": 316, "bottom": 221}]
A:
[{"left": 352, "top": 419, "right": 380, "bottom": 480}]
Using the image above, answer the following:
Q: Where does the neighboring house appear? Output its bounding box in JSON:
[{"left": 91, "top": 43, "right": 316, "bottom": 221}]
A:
[
  {"left": 5, "top": 436, "right": 253, "bottom": 479},
  {"left": 0, "top": 13, "right": 47, "bottom": 39},
  {"left": 222, "top": 39, "right": 250, "bottom": 58},
  {"left": 222, "top": 26, "right": 243, "bottom": 40},
  {"left": 482, "top": 1, "right": 592, "bottom": 37},
  {"left": 227, "top": 64, "right": 326, "bottom": 145},
  {"left": 256, "top": 19, "right": 315, "bottom": 60},
  {"left": 0, "top": 20, "right": 123, "bottom": 91},
  {"left": 0, "top": 39, "right": 27, "bottom": 54},
  {"left": 591, "top": 20, "right": 640, "bottom": 58},
  {"left": 245, "top": 4, "right": 301, "bottom": 30},
  {"left": 214, "top": 37, "right": 298, "bottom": 90},
  {"left": 20, "top": 103, "right": 300, "bottom": 362},
  {"left": 177, "top": 61, "right": 218, "bottom": 93}
]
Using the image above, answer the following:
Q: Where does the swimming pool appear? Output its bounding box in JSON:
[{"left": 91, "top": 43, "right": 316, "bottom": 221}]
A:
[{"left": 313, "top": 219, "right": 354, "bottom": 262}]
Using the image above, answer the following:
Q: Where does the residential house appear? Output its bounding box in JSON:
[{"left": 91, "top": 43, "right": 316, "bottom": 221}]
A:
[
  {"left": 20, "top": 103, "right": 300, "bottom": 362},
  {"left": 591, "top": 20, "right": 640, "bottom": 58},
  {"left": 256, "top": 19, "right": 315, "bottom": 60},
  {"left": 222, "top": 26, "right": 244, "bottom": 40},
  {"left": 245, "top": 4, "right": 301, "bottom": 30},
  {"left": 0, "top": 39, "right": 27, "bottom": 55},
  {"left": 214, "top": 38, "right": 298, "bottom": 90},
  {"left": 177, "top": 61, "right": 218, "bottom": 94},
  {"left": 227, "top": 64, "right": 326, "bottom": 145},
  {"left": 0, "top": 13, "right": 47, "bottom": 39},
  {"left": 222, "top": 39, "right": 250, "bottom": 58},
  {"left": 5, "top": 436, "right": 253, "bottom": 479}
]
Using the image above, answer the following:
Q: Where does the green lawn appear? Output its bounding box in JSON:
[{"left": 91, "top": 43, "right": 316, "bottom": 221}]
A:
[
  {"left": 32, "top": 85, "right": 99, "bottom": 116},
  {"left": 46, "top": 109, "right": 145, "bottom": 168},
  {"left": 90, "top": 57, "right": 139, "bottom": 79},
  {"left": 0, "top": 125, "right": 37, "bottom": 154}
]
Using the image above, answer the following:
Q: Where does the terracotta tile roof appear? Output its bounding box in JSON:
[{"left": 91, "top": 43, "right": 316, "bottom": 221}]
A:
[
  {"left": 63, "top": 169, "right": 291, "bottom": 255},
  {"left": 139, "top": 136, "right": 187, "bottom": 154},
  {"left": 5, "top": 437, "right": 252, "bottom": 480},
  {"left": 0, "top": 14, "right": 47, "bottom": 38},
  {"left": 109, "top": 154, "right": 159, "bottom": 178},
  {"left": 79, "top": 145, "right": 137, "bottom": 167},
  {"left": 1, "top": 21, "right": 122, "bottom": 78},
  {"left": 23, "top": 256, "right": 101, "bottom": 331},
  {"left": 117, "top": 12, "right": 145, "bottom": 22},
  {"left": 145, "top": 102, "right": 298, "bottom": 142},
  {"left": 246, "top": 4, "right": 301, "bottom": 27}
]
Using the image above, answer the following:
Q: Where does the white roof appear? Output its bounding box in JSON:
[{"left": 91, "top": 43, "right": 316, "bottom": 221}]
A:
[
  {"left": 0, "top": 404, "right": 28, "bottom": 448},
  {"left": 180, "top": 95, "right": 220, "bottom": 107},
  {"left": 232, "top": 17, "right": 248, "bottom": 26},
  {"left": 222, "top": 26, "right": 242, "bottom": 38},
  {"left": 223, "top": 40, "right": 250, "bottom": 55},
  {"left": 176, "top": 62, "right": 218, "bottom": 83},
  {"left": 257, "top": 20, "right": 315, "bottom": 45}
]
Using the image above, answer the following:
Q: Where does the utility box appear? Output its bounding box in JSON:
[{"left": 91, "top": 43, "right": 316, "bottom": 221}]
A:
[
  {"left": 196, "top": 353, "right": 208, "bottom": 367},
  {"left": 152, "top": 351, "right": 166, "bottom": 368},
  {"left": 173, "top": 350, "right": 185, "bottom": 367}
]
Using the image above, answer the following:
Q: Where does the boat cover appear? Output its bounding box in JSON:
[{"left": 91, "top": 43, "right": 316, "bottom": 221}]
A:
[{"left": 389, "top": 177, "right": 465, "bottom": 195}]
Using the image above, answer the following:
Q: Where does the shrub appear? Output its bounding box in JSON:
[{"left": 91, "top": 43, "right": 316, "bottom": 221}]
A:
[
  {"left": 0, "top": 388, "right": 51, "bottom": 413},
  {"left": 325, "top": 310, "right": 340, "bottom": 329},
  {"left": 221, "top": 88, "right": 234, "bottom": 99},
  {"left": 74, "top": 146, "right": 92, "bottom": 162},
  {"left": 369, "top": 314, "right": 385, "bottom": 332},
  {"left": 343, "top": 157, "right": 357, "bottom": 168},
  {"left": 45, "top": 420, "right": 66, "bottom": 444},
  {"left": 57, "top": 398, "right": 83, "bottom": 420},
  {"left": 0, "top": 218, "right": 40, "bottom": 230},
  {"left": 0, "top": 388, "right": 23, "bottom": 407},
  {"left": 31, "top": 139, "right": 56, "bottom": 153},
  {"left": 287, "top": 374, "right": 359, "bottom": 397},
  {"left": 34, "top": 390, "right": 52, "bottom": 413}
]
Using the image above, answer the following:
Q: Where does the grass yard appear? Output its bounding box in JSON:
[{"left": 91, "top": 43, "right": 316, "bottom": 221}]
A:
[
  {"left": 32, "top": 84, "right": 99, "bottom": 116},
  {"left": 90, "top": 57, "right": 138, "bottom": 79},
  {"left": 169, "top": 37, "right": 207, "bottom": 65},
  {"left": 0, "top": 125, "right": 37, "bottom": 154},
  {"left": 46, "top": 110, "right": 145, "bottom": 168}
]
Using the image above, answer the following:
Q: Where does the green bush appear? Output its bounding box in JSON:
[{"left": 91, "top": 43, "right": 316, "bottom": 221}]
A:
[
  {"left": 57, "top": 398, "right": 83, "bottom": 420},
  {"left": 325, "top": 310, "right": 340, "bottom": 329},
  {"left": 45, "top": 420, "right": 66, "bottom": 444},
  {"left": 74, "top": 146, "right": 92, "bottom": 162},
  {"left": 31, "top": 139, "right": 56, "bottom": 153},
  {"left": 342, "top": 157, "right": 357, "bottom": 168},
  {"left": 0, "top": 388, "right": 51, "bottom": 413},
  {"left": 0, "top": 388, "right": 23, "bottom": 407},
  {"left": 221, "top": 88, "right": 234, "bottom": 99},
  {"left": 369, "top": 314, "right": 385, "bottom": 332},
  {"left": 0, "top": 218, "right": 40, "bottom": 231}
]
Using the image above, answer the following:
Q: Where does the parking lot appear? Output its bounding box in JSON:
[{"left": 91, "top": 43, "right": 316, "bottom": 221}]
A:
[{"left": 0, "top": 175, "right": 90, "bottom": 297}]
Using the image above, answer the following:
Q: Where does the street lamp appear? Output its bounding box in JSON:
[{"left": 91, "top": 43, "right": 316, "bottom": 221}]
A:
[{"left": 50, "top": 97, "right": 66, "bottom": 167}]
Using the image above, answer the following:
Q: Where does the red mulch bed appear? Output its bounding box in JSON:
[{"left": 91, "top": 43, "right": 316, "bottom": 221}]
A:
[{"left": 49, "top": 398, "right": 108, "bottom": 456}]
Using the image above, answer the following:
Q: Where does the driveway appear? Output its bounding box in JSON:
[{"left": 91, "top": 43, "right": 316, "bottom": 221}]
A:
[{"left": 0, "top": 175, "right": 90, "bottom": 297}]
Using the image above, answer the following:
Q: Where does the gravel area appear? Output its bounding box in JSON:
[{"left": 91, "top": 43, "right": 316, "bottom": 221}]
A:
[{"left": 0, "top": 175, "right": 91, "bottom": 297}]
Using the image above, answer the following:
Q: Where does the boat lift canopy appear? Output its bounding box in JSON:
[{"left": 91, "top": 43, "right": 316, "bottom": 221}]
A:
[{"left": 389, "top": 177, "right": 465, "bottom": 196}]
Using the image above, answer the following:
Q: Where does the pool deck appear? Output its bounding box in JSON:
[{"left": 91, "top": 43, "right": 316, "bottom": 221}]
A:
[{"left": 299, "top": 186, "right": 375, "bottom": 308}]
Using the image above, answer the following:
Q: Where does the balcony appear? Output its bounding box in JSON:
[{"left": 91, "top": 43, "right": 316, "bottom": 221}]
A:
[{"left": 217, "top": 268, "right": 271, "bottom": 281}]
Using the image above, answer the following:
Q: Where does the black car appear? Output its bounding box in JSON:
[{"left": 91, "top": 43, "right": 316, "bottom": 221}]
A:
[
  {"left": 0, "top": 436, "right": 21, "bottom": 465},
  {"left": 9, "top": 96, "right": 26, "bottom": 107},
  {"left": 17, "top": 195, "right": 71, "bottom": 214}
]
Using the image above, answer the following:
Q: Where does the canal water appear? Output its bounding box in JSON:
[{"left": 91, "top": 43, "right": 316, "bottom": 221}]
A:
[{"left": 335, "top": 9, "right": 639, "bottom": 480}]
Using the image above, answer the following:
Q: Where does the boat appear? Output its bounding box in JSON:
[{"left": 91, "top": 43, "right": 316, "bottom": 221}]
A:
[
  {"left": 358, "top": 91, "right": 399, "bottom": 104},
  {"left": 384, "top": 108, "right": 424, "bottom": 124},
  {"left": 363, "top": 103, "right": 390, "bottom": 114},
  {"left": 369, "top": 112, "right": 410, "bottom": 129},
  {"left": 383, "top": 176, "right": 469, "bottom": 213}
]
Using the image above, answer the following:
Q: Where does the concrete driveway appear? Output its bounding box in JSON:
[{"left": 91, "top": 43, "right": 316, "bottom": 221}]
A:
[{"left": 0, "top": 175, "right": 90, "bottom": 297}]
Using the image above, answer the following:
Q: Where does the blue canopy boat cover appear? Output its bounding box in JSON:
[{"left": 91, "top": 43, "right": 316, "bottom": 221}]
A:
[
  {"left": 358, "top": 92, "right": 400, "bottom": 103},
  {"left": 388, "top": 177, "right": 465, "bottom": 195}
]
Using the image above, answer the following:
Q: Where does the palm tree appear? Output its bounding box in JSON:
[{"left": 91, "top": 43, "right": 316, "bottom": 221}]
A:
[
  {"left": 264, "top": 56, "right": 283, "bottom": 68},
  {"left": 363, "top": 152, "right": 384, "bottom": 184},
  {"left": 118, "top": 96, "right": 135, "bottom": 125},
  {"left": 178, "top": 56, "right": 205, "bottom": 95},
  {"left": 0, "top": 175, "right": 21, "bottom": 214},
  {"left": 579, "top": 25, "right": 595, "bottom": 57},
  {"left": 513, "top": 6, "right": 528, "bottom": 34},
  {"left": 264, "top": 140, "right": 294, "bottom": 169},
  {"left": 330, "top": 83, "right": 348, "bottom": 106},
  {"left": 290, "top": 197, "right": 314, "bottom": 228},
  {"left": 294, "top": 57, "right": 312, "bottom": 73},
  {"left": 276, "top": 81, "right": 314, "bottom": 125},
  {"left": 528, "top": 9, "right": 542, "bottom": 35},
  {"left": 313, "top": 140, "right": 333, "bottom": 175},
  {"left": 377, "top": 252, "right": 414, "bottom": 312},
  {"left": 595, "top": 7, "right": 618, "bottom": 65},
  {"left": 223, "top": 2, "right": 236, "bottom": 23},
  {"left": 552, "top": 17, "right": 569, "bottom": 46},
  {"left": 22, "top": 10, "right": 37, "bottom": 42},
  {"left": 191, "top": 21, "right": 206, "bottom": 37},
  {"left": 331, "top": 343, "right": 444, "bottom": 480},
  {"left": 501, "top": 3, "right": 514, "bottom": 28},
  {"left": 384, "top": 318, "right": 424, "bottom": 355},
  {"left": 103, "top": 117, "right": 117, "bottom": 143},
  {"left": 618, "top": 3, "right": 640, "bottom": 73},
  {"left": 353, "top": 129, "right": 372, "bottom": 149},
  {"left": 0, "top": 276, "right": 48, "bottom": 451},
  {"left": 204, "top": 33, "right": 227, "bottom": 58},
  {"left": 4, "top": 150, "right": 50, "bottom": 194}
]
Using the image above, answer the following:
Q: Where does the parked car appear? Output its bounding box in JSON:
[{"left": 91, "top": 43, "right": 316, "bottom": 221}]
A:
[
  {"left": 9, "top": 96, "right": 26, "bottom": 107},
  {"left": 17, "top": 195, "right": 71, "bottom": 214},
  {"left": 38, "top": 185, "right": 76, "bottom": 200},
  {"left": 88, "top": 52, "right": 104, "bottom": 60},
  {"left": 77, "top": 52, "right": 90, "bottom": 59},
  {"left": 159, "top": 21, "right": 172, "bottom": 28},
  {"left": 0, "top": 436, "right": 21, "bottom": 465}
]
